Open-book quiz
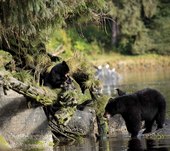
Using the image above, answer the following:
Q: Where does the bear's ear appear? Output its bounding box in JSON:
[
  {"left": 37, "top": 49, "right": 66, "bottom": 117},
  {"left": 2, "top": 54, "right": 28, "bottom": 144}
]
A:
[
  {"left": 115, "top": 88, "right": 126, "bottom": 96},
  {"left": 108, "top": 97, "right": 114, "bottom": 103},
  {"left": 61, "top": 61, "right": 70, "bottom": 72},
  {"left": 61, "top": 61, "right": 67, "bottom": 65}
]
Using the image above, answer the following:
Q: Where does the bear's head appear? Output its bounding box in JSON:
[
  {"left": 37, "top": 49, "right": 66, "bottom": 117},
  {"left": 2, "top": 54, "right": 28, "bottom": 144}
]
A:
[
  {"left": 49, "top": 61, "right": 71, "bottom": 88},
  {"left": 104, "top": 97, "right": 125, "bottom": 118},
  {"left": 104, "top": 98, "right": 117, "bottom": 118}
]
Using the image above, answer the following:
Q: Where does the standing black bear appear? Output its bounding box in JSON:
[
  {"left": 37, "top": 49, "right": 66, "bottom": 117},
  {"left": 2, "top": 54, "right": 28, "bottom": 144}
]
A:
[{"left": 104, "top": 88, "right": 166, "bottom": 138}]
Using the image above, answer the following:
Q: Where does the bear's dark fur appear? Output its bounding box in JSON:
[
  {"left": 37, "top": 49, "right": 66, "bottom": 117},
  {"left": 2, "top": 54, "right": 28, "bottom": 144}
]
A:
[
  {"left": 104, "top": 88, "right": 166, "bottom": 138},
  {"left": 44, "top": 61, "right": 71, "bottom": 88},
  {"left": 72, "top": 71, "right": 89, "bottom": 94}
]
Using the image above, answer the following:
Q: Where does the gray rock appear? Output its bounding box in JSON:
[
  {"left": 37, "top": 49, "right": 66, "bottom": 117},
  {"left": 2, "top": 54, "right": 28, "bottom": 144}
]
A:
[
  {"left": 108, "top": 115, "right": 128, "bottom": 136},
  {"left": 67, "top": 109, "right": 97, "bottom": 136},
  {"left": 0, "top": 89, "right": 53, "bottom": 150},
  {"left": 141, "top": 119, "right": 170, "bottom": 138},
  {"left": 0, "top": 78, "right": 128, "bottom": 149},
  {"left": 68, "top": 108, "right": 127, "bottom": 138},
  {"left": 0, "top": 77, "right": 4, "bottom": 96}
]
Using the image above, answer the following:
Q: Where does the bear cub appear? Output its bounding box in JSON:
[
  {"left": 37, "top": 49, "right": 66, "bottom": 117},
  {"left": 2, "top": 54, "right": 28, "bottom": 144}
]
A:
[
  {"left": 44, "top": 61, "right": 71, "bottom": 89},
  {"left": 104, "top": 88, "right": 166, "bottom": 138}
]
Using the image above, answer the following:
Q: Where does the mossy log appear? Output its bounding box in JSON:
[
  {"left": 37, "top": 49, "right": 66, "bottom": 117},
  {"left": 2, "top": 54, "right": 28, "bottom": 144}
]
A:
[
  {"left": 0, "top": 73, "right": 80, "bottom": 142},
  {"left": 1, "top": 74, "right": 57, "bottom": 106},
  {"left": 1, "top": 73, "right": 110, "bottom": 143}
]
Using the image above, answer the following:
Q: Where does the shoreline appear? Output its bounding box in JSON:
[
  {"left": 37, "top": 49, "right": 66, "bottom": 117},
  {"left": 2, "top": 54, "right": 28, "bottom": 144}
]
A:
[{"left": 88, "top": 53, "right": 170, "bottom": 73}]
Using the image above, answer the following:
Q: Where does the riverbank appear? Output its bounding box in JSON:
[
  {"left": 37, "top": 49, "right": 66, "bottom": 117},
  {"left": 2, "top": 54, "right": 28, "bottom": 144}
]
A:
[{"left": 88, "top": 53, "right": 170, "bottom": 73}]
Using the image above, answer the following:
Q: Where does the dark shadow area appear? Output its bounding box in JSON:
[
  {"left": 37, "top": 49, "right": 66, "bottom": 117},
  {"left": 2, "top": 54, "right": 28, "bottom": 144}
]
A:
[
  {"left": 128, "top": 138, "right": 169, "bottom": 151},
  {"left": 127, "top": 138, "right": 143, "bottom": 151},
  {"left": 0, "top": 97, "right": 28, "bottom": 128},
  {"left": 0, "top": 96, "right": 51, "bottom": 150},
  {"left": 15, "top": 119, "right": 51, "bottom": 151}
]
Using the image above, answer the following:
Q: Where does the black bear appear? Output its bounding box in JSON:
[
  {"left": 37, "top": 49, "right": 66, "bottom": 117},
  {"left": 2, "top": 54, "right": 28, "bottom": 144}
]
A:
[
  {"left": 44, "top": 61, "right": 71, "bottom": 89},
  {"left": 43, "top": 61, "right": 72, "bottom": 121},
  {"left": 72, "top": 71, "right": 89, "bottom": 94},
  {"left": 104, "top": 88, "right": 166, "bottom": 138}
]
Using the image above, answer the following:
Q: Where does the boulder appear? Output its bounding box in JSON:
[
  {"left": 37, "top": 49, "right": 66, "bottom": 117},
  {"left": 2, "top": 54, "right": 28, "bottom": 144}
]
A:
[
  {"left": 68, "top": 109, "right": 97, "bottom": 136},
  {"left": 0, "top": 89, "right": 53, "bottom": 150}
]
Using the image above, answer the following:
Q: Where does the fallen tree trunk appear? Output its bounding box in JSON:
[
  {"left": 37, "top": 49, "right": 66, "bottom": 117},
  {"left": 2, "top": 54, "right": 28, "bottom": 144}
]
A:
[
  {"left": 0, "top": 72, "right": 80, "bottom": 142},
  {"left": 0, "top": 72, "right": 110, "bottom": 143},
  {"left": 1, "top": 74, "right": 57, "bottom": 106}
]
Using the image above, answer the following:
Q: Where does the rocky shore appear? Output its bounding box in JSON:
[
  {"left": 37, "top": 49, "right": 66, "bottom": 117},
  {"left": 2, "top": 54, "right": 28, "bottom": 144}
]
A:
[{"left": 0, "top": 84, "right": 126, "bottom": 150}]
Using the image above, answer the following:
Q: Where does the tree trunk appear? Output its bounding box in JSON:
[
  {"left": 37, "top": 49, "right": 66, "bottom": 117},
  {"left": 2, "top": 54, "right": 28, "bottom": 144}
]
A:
[
  {"left": 0, "top": 72, "right": 80, "bottom": 142},
  {"left": 111, "top": 18, "right": 119, "bottom": 46},
  {"left": 1, "top": 72, "right": 109, "bottom": 143},
  {"left": 1, "top": 74, "right": 56, "bottom": 106}
]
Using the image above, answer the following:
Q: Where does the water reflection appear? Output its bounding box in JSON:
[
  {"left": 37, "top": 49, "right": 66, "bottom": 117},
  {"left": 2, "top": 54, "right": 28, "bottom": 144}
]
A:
[
  {"left": 53, "top": 70, "right": 170, "bottom": 151},
  {"left": 22, "top": 70, "right": 170, "bottom": 151},
  {"left": 128, "top": 138, "right": 143, "bottom": 151},
  {"left": 95, "top": 64, "right": 121, "bottom": 95},
  {"left": 128, "top": 138, "right": 169, "bottom": 151},
  {"left": 98, "top": 139, "right": 110, "bottom": 151},
  {"left": 115, "top": 70, "right": 170, "bottom": 117},
  {"left": 53, "top": 137, "right": 170, "bottom": 151}
]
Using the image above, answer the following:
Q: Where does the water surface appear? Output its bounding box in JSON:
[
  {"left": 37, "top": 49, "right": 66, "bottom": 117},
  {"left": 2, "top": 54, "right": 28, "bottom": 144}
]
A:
[{"left": 54, "top": 70, "right": 170, "bottom": 151}]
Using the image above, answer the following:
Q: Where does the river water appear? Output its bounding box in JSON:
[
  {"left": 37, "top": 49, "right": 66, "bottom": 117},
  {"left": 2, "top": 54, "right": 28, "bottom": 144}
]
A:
[{"left": 54, "top": 70, "right": 170, "bottom": 151}]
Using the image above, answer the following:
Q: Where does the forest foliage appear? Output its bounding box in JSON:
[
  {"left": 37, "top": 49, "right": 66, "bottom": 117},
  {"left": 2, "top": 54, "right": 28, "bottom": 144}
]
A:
[
  {"left": 0, "top": 0, "right": 170, "bottom": 67},
  {"left": 0, "top": 0, "right": 170, "bottom": 143},
  {"left": 46, "top": 0, "right": 170, "bottom": 56}
]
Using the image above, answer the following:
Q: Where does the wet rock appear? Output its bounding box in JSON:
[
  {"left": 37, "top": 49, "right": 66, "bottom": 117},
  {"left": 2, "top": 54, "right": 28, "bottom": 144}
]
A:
[
  {"left": 68, "top": 108, "right": 127, "bottom": 138},
  {"left": 143, "top": 119, "right": 170, "bottom": 138},
  {"left": 108, "top": 115, "right": 128, "bottom": 136},
  {"left": 0, "top": 77, "right": 4, "bottom": 96},
  {"left": 0, "top": 89, "right": 53, "bottom": 150},
  {"left": 67, "top": 109, "right": 97, "bottom": 136},
  {"left": 0, "top": 79, "right": 128, "bottom": 149}
]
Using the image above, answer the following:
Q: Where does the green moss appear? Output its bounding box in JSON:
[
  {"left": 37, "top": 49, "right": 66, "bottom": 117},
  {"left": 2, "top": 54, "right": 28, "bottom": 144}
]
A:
[
  {"left": 24, "top": 139, "right": 46, "bottom": 146},
  {"left": 24, "top": 148, "right": 44, "bottom": 151},
  {"left": 48, "top": 141, "right": 54, "bottom": 147},
  {"left": 12, "top": 70, "right": 34, "bottom": 85},
  {"left": 0, "top": 50, "right": 13, "bottom": 69},
  {"left": 21, "top": 139, "right": 54, "bottom": 151},
  {"left": 0, "top": 135, "right": 11, "bottom": 149},
  {"left": 93, "top": 94, "right": 110, "bottom": 116}
]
